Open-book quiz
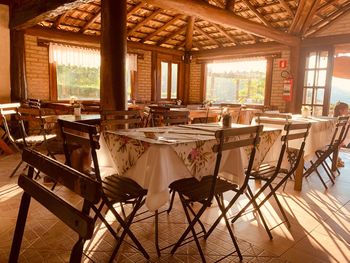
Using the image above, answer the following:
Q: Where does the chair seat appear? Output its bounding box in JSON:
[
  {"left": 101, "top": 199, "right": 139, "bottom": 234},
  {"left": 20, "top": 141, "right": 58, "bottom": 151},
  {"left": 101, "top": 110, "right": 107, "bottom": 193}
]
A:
[
  {"left": 251, "top": 164, "right": 288, "bottom": 180},
  {"left": 15, "top": 134, "right": 57, "bottom": 145},
  {"left": 102, "top": 175, "right": 147, "bottom": 203},
  {"left": 169, "top": 176, "right": 238, "bottom": 202}
]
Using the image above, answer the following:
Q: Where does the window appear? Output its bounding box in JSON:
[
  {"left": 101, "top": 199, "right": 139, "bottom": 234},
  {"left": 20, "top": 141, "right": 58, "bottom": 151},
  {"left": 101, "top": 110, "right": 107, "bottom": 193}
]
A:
[
  {"left": 302, "top": 50, "right": 332, "bottom": 116},
  {"left": 159, "top": 61, "right": 179, "bottom": 100},
  {"left": 205, "top": 58, "right": 267, "bottom": 105},
  {"left": 49, "top": 43, "right": 137, "bottom": 101}
]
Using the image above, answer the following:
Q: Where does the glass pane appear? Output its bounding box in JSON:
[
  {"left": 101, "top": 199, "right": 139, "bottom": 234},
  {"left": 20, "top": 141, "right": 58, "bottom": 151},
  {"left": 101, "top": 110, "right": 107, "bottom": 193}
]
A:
[
  {"left": 315, "top": 70, "right": 327, "bottom": 87},
  {"left": 303, "top": 88, "right": 313, "bottom": 104},
  {"left": 171, "top": 63, "right": 178, "bottom": 99},
  {"left": 161, "top": 62, "right": 168, "bottom": 99},
  {"left": 314, "top": 88, "right": 324, "bottom": 104},
  {"left": 306, "top": 52, "right": 317, "bottom": 69},
  {"left": 57, "top": 64, "right": 100, "bottom": 100},
  {"left": 205, "top": 59, "right": 266, "bottom": 104},
  {"left": 304, "top": 70, "right": 315, "bottom": 87},
  {"left": 318, "top": 51, "right": 328, "bottom": 68}
]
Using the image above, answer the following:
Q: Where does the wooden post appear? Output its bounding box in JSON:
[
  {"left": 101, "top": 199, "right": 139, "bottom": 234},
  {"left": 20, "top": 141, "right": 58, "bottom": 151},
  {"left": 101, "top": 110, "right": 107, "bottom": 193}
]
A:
[
  {"left": 100, "top": 0, "right": 127, "bottom": 111},
  {"left": 288, "top": 44, "right": 301, "bottom": 113},
  {"left": 294, "top": 150, "right": 304, "bottom": 191},
  {"left": 10, "top": 29, "right": 28, "bottom": 102},
  {"left": 183, "top": 17, "right": 194, "bottom": 105}
]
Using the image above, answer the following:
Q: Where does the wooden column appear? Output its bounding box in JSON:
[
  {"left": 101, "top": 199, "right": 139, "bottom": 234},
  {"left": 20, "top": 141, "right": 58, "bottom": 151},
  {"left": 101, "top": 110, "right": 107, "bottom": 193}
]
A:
[
  {"left": 288, "top": 44, "right": 301, "bottom": 113},
  {"left": 10, "top": 30, "right": 28, "bottom": 102},
  {"left": 183, "top": 16, "right": 194, "bottom": 105},
  {"left": 100, "top": 0, "right": 127, "bottom": 111}
]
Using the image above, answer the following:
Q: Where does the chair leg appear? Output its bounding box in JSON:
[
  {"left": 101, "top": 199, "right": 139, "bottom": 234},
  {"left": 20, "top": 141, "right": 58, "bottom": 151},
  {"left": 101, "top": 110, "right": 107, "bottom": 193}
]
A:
[
  {"left": 155, "top": 210, "right": 161, "bottom": 257},
  {"left": 268, "top": 184, "right": 290, "bottom": 228},
  {"left": 314, "top": 166, "right": 328, "bottom": 190},
  {"left": 69, "top": 238, "right": 85, "bottom": 263},
  {"left": 215, "top": 195, "right": 243, "bottom": 261},
  {"left": 320, "top": 161, "right": 335, "bottom": 184},
  {"left": 167, "top": 189, "right": 176, "bottom": 214},
  {"left": 10, "top": 160, "right": 24, "bottom": 178},
  {"left": 247, "top": 185, "right": 273, "bottom": 240}
]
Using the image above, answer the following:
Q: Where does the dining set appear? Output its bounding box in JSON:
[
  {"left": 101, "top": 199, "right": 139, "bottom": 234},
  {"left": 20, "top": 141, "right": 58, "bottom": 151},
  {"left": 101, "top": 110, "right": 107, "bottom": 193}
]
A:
[{"left": 0, "top": 101, "right": 348, "bottom": 262}]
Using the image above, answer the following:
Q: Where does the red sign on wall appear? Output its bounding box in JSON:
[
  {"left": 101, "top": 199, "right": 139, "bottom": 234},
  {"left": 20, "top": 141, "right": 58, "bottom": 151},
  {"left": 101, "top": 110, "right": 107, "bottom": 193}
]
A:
[{"left": 279, "top": 60, "right": 287, "bottom": 68}]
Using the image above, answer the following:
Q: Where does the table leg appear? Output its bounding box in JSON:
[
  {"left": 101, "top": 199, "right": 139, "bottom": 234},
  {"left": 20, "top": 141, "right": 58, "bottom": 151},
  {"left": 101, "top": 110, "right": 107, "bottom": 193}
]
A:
[
  {"left": 294, "top": 150, "right": 304, "bottom": 191},
  {"left": 331, "top": 147, "right": 339, "bottom": 172}
]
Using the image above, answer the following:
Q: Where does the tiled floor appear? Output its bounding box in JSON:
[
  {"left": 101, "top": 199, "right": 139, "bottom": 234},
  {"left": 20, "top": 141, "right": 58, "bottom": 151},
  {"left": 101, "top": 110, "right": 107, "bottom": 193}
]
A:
[{"left": 1, "top": 151, "right": 350, "bottom": 262}]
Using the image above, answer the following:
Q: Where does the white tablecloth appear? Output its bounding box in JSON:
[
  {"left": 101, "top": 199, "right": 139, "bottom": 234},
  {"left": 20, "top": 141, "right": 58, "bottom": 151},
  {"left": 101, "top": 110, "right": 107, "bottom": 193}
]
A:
[{"left": 100, "top": 124, "right": 281, "bottom": 211}]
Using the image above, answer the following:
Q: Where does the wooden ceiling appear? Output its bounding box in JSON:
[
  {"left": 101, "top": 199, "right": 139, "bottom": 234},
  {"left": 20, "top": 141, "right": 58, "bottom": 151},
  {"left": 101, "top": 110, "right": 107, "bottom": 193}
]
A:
[{"left": 30, "top": 0, "right": 350, "bottom": 51}]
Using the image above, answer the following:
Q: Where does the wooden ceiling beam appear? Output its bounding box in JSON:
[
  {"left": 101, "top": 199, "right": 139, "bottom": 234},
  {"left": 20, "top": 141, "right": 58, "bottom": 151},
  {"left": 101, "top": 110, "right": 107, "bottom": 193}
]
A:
[
  {"left": 185, "top": 16, "right": 195, "bottom": 51},
  {"left": 300, "top": 0, "right": 322, "bottom": 35},
  {"left": 24, "top": 26, "right": 184, "bottom": 55},
  {"left": 10, "top": 0, "right": 96, "bottom": 30},
  {"left": 142, "top": 0, "right": 300, "bottom": 46},
  {"left": 79, "top": 10, "right": 101, "bottom": 33},
  {"left": 158, "top": 25, "right": 186, "bottom": 45},
  {"left": 193, "top": 42, "right": 285, "bottom": 60},
  {"left": 211, "top": 24, "right": 237, "bottom": 45},
  {"left": 225, "top": 0, "right": 235, "bottom": 11},
  {"left": 127, "top": 2, "right": 147, "bottom": 19},
  {"left": 316, "top": 0, "right": 337, "bottom": 13},
  {"left": 241, "top": 0, "right": 271, "bottom": 27},
  {"left": 278, "top": 0, "right": 294, "bottom": 18},
  {"left": 302, "top": 32, "right": 350, "bottom": 48},
  {"left": 141, "top": 14, "right": 183, "bottom": 43},
  {"left": 194, "top": 25, "right": 223, "bottom": 48},
  {"left": 289, "top": 0, "right": 318, "bottom": 34},
  {"left": 128, "top": 9, "right": 162, "bottom": 36}
]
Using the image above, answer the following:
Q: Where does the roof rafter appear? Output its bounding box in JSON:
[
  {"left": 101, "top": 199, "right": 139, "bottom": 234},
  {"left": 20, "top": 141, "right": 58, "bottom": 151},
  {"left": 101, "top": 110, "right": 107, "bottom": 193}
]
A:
[
  {"left": 127, "top": 2, "right": 147, "bottom": 19},
  {"left": 128, "top": 9, "right": 162, "bottom": 36},
  {"left": 289, "top": 0, "right": 318, "bottom": 34},
  {"left": 278, "top": 0, "right": 294, "bottom": 18},
  {"left": 211, "top": 24, "right": 237, "bottom": 45},
  {"left": 141, "top": 14, "right": 184, "bottom": 43},
  {"left": 225, "top": 0, "right": 235, "bottom": 11},
  {"left": 142, "top": 0, "right": 300, "bottom": 46},
  {"left": 241, "top": 0, "right": 271, "bottom": 27},
  {"left": 80, "top": 10, "right": 101, "bottom": 33},
  {"left": 53, "top": 12, "right": 70, "bottom": 28},
  {"left": 300, "top": 0, "right": 322, "bottom": 35},
  {"left": 194, "top": 25, "right": 223, "bottom": 48},
  {"left": 158, "top": 25, "right": 187, "bottom": 45}
]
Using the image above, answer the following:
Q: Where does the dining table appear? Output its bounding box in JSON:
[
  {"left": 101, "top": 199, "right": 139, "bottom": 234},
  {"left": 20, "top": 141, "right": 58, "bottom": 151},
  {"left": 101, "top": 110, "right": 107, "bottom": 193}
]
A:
[
  {"left": 101, "top": 123, "right": 281, "bottom": 211},
  {"left": 253, "top": 115, "right": 337, "bottom": 190}
]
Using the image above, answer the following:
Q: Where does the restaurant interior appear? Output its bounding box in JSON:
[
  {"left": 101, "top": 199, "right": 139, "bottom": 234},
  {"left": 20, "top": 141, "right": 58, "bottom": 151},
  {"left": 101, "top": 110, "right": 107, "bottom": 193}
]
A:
[{"left": 1, "top": 0, "right": 350, "bottom": 262}]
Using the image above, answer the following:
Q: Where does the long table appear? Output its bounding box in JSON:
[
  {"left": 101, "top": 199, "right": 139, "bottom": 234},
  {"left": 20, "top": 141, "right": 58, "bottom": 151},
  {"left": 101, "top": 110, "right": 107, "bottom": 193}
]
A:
[{"left": 101, "top": 123, "right": 281, "bottom": 211}]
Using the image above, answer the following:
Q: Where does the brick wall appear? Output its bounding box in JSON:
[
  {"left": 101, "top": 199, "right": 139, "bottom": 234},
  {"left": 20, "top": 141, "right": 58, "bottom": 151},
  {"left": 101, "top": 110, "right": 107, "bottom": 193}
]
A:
[
  {"left": 314, "top": 11, "right": 350, "bottom": 37},
  {"left": 189, "top": 60, "right": 202, "bottom": 103},
  {"left": 25, "top": 35, "right": 50, "bottom": 99},
  {"left": 271, "top": 49, "right": 290, "bottom": 111},
  {"left": 0, "top": 4, "right": 10, "bottom": 103},
  {"left": 128, "top": 48, "right": 152, "bottom": 101}
]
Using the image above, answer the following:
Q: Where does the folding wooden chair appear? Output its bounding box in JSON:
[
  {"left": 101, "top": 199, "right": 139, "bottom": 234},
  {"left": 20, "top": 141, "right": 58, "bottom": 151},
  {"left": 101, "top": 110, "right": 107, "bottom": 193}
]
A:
[
  {"left": 163, "top": 110, "right": 189, "bottom": 125},
  {"left": 304, "top": 116, "right": 349, "bottom": 189},
  {"left": 58, "top": 119, "right": 149, "bottom": 261},
  {"left": 9, "top": 149, "right": 101, "bottom": 263},
  {"left": 255, "top": 112, "right": 292, "bottom": 125},
  {"left": 101, "top": 110, "right": 142, "bottom": 131},
  {"left": 169, "top": 125, "right": 263, "bottom": 262}
]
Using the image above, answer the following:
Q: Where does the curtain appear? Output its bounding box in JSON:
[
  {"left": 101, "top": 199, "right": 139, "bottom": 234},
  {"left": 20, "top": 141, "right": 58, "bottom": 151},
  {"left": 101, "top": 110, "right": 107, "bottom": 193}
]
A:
[{"left": 126, "top": 53, "right": 137, "bottom": 71}]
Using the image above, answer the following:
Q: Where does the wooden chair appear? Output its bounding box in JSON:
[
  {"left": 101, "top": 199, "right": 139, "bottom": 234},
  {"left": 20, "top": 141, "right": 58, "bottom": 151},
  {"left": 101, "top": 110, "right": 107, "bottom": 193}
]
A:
[
  {"left": 9, "top": 149, "right": 101, "bottom": 263},
  {"left": 227, "top": 123, "right": 311, "bottom": 239},
  {"left": 101, "top": 110, "right": 142, "bottom": 130},
  {"left": 163, "top": 110, "right": 190, "bottom": 125},
  {"left": 304, "top": 116, "right": 349, "bottom": 189},
  {"left": 169, "top": 125, "right": 263, "bottom": 262},
  {"left": 58, "top": 119, "right": 149, "bottom": 261}
]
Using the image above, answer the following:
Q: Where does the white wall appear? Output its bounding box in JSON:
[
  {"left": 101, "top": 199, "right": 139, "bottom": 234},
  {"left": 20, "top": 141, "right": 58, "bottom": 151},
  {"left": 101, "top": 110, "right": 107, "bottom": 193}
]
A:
[{"left": 0, "top": 4, "right": 10, "bottom": 102}]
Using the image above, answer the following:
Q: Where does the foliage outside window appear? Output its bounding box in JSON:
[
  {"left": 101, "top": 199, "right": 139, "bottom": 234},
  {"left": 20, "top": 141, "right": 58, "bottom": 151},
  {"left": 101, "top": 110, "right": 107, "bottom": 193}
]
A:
[
  {"left": 205, "top": 58, "right": 267, "bottom": 104},
  {"left": 160, "top": 61, "right": 179, "bottom": 100},
  {"left": 49, "top": 43, "right": 137, "bottom": 101}
]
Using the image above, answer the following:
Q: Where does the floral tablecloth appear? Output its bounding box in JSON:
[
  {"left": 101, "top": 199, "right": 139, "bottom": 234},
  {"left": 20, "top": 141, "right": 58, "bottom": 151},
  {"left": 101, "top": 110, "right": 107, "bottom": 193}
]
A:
[{"left": 102, "top": 123, "right": 281, "bottom": 210}]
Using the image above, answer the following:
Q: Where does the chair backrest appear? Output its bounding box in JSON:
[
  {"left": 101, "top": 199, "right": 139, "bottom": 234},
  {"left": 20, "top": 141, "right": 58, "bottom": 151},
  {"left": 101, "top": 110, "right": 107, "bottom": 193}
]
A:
[
  {"left": 9, "top": 148, "right": 101, "bottom": 263},
  {"left": 0, "top": 103, "right": 21, "bottom": 150},
  {"left": 255, "top": 112, "right": 292, "bottom": 125},
  {"left": 329, "top": 116, "right": 349, "bottom": 148},
  {"left": 58, "top": 119, "right": 102, "bottom": 182},
  {"left": 101, "top": 110, "right": 142, "bottom": 131},
  {"left": 209, "top": 125, "right": 263, "bottom": 202},
  {"left": 276, "top": 122, "right": 311, "bottom": 176},
  {"left": 163, "top": 110, "right": 190, "bottom": 126}
]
